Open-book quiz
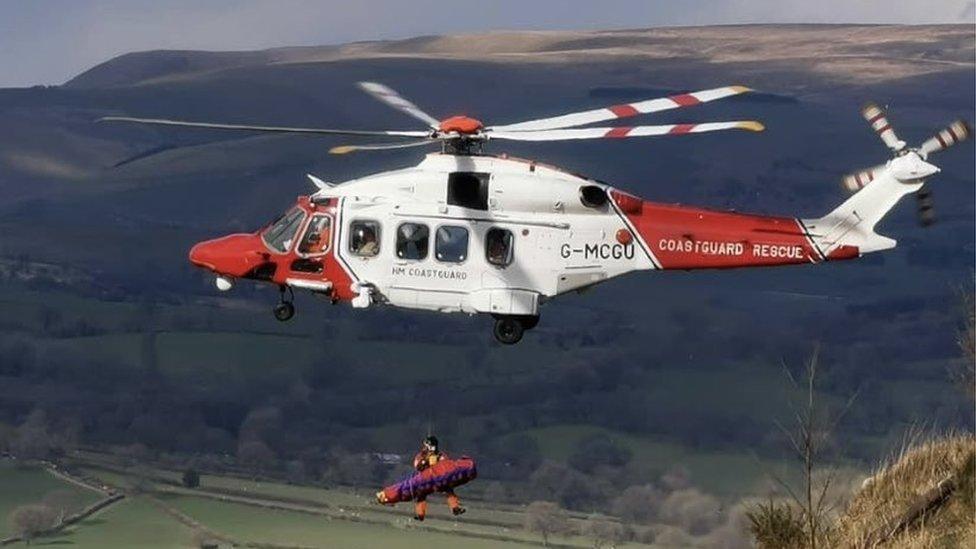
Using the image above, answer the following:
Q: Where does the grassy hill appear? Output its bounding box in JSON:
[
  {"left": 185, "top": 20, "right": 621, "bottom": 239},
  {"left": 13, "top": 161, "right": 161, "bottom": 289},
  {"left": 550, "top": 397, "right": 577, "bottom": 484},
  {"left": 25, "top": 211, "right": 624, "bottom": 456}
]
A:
[{"left": 0, "top": 24, "right": 972, "bottom": 548}]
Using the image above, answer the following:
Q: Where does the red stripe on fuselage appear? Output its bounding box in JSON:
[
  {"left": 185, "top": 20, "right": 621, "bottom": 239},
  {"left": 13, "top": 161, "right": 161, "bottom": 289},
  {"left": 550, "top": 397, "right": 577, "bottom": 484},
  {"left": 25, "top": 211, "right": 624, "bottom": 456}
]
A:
[{"left": 611, "top": 194, "right": 832, "bottom": 269}]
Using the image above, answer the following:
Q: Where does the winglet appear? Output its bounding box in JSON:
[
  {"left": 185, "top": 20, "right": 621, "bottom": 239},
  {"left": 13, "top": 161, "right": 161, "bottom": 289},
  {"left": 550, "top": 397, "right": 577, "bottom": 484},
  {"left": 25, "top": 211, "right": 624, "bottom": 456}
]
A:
[{"left": 737, "top": 120, "right": 765, "bottom": 132}]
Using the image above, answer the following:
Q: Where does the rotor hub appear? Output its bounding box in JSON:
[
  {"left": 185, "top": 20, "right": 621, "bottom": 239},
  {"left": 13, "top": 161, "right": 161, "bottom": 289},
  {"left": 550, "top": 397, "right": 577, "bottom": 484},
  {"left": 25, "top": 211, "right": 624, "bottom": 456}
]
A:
[{"left": 438, "top": 116, "right": 484, "bottom": 135}]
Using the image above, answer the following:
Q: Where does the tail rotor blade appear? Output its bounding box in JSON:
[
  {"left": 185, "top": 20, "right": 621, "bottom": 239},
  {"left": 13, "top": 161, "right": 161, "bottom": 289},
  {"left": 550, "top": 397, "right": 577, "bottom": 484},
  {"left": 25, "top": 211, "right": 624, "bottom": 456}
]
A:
[
  {"left": 916, "top": 187, "right": 935, "bottom": 227},
  {"left": 919, "top": 120, "right": 972, "bottom": 157},
  {"left": 841, "top": 164, "right": 885, "bottom": 193},
  {"left": 862, "top": 103, "right": 905, "bottom": 152}
]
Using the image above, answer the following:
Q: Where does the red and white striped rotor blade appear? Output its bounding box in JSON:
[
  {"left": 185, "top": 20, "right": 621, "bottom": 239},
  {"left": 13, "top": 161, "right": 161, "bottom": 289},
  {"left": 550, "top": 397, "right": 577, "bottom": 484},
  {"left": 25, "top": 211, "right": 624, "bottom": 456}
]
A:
[
  {"left": 841, "top": 164, "right": 885, "bottom": 193},
  {"left": 919, "top": 120, "right": 971, "bottom": 157},
  {"left": 489, "top": 85, "right": 753, "bottom": 132},
  {"left": 358, "top": 82, "right": 440, "bottom": 129},
  {"left": 862, "top": 103, "right": 905, "bottom": 152},
  {"left": 489, "top": 121, "right": 764, "bottom": 142}
]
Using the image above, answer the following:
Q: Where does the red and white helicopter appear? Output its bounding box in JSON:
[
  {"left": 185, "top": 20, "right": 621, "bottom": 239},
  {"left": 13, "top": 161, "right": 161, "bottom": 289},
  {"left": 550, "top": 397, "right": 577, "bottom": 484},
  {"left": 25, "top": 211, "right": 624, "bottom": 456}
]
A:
[{"left": 102, "top": 83, "right": 971, "bottom": 344}]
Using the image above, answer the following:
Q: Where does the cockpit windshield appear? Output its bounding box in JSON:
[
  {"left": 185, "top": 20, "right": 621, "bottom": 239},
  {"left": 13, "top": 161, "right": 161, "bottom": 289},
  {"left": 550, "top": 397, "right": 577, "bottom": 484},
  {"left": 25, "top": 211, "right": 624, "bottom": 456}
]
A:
[{"left": 261, "top": 207, "right": 306, "bottom": 253}]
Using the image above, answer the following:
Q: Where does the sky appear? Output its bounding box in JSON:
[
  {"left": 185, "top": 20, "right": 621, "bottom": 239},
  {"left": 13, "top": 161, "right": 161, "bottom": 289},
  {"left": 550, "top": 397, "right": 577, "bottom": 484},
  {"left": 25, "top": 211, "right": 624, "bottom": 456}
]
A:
[{"left": 0, "top": 0, "right": 973, "bottom": 88}]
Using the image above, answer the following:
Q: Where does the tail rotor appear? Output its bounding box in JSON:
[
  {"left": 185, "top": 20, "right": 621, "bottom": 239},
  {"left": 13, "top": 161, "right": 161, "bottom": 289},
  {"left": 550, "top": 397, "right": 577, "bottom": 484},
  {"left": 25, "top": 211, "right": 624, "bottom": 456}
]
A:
[{"left": 841, "top": 103, "right": 971, "bottom": 228}]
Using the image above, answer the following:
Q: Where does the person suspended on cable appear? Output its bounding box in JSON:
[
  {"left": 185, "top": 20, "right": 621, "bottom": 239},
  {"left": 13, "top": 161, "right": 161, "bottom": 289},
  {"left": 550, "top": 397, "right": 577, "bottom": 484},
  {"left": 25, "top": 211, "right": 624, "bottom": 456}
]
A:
[{"left": 412, "top": 435, "right": 465, "bottom": 520}]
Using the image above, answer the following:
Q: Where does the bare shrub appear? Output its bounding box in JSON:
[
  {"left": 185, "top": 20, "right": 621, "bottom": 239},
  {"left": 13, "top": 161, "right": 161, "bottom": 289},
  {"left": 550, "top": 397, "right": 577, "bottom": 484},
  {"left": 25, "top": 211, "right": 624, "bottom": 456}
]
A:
[
  {"left": 8, "top": 504, "right": 58, "bottom": 543},
  {"left": 41, "top": 490, "right": 80, "bottom": 522},
  {"left": 580, "top": 514, "right": 627, "bottom": 548},
  {"left": 523, "top": 501, "right": 570, "bottom": 547},
  {"left": 658, "top": 488, "right": 722, "bottom": 535},
  {"left": 746, "top": 500, "right": 806, "bottom": 549},
  {"left": 611, "top": 484, "right": 663, "bottom": 525}
]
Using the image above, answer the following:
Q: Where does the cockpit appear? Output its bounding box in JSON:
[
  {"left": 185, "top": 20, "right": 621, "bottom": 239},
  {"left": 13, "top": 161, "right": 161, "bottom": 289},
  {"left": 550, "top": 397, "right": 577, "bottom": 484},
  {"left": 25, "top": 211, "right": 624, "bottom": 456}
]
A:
[{"left": 261, "top": 207, "right": 306, "bottom": 253}]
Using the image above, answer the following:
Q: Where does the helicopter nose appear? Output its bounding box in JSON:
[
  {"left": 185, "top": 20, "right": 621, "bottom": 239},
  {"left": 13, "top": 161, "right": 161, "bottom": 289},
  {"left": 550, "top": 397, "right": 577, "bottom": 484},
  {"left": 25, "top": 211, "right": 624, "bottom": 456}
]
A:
[
  {"left": 188, "top": 234, "right": 267, "bottom": 276},
  {"left": 188, "top": 241, "right": 218, "bottom": 270}
]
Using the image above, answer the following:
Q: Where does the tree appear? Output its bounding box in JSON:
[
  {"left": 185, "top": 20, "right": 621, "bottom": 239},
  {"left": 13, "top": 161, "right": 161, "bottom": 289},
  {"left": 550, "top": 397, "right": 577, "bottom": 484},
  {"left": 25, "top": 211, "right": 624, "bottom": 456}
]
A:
[
  {"left": 581, "top": 514, "right": 627, "bottom": 548},
  {"left": 611, "top": 484, "right": 663, "bottom": 525},
  {"left": 524, "top": 501, "right": 570, "bottom": 547},
  {"left": 12, "top": 409, "right": 54, "bottom": 459},
  {"left": 236, "top": 438, "right": 278, "bottom": 472},
  {"left": 568, "top": 434, "right": 632, "bottom": 473},
  {"left": 658, "top": 488, "right": 722, "bottom": 535},
  {"left": 8, "top": 504, "right": 58, "bottom": 544},
  {"left": 182, "top": 468, "right": 200, "bottom": 488},
  {"left": 41, "top": 490, "right": 81, "bottom": 523},
  {"left": 955, "top": 288, "right": 975, "bottom": 400},
  {"left": 530, "top": 460, "right": 608, "bottom": 510},
  {"left": 756, "top": 347, "right": 856, "bottom": 548}
]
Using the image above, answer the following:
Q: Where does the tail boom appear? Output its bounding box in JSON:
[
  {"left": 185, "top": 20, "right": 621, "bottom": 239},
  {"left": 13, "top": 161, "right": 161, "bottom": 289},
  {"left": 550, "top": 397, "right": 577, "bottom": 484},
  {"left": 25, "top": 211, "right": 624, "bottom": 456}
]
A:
[{"left": 609, "top": 190, "right": 846, "bottom": 270}]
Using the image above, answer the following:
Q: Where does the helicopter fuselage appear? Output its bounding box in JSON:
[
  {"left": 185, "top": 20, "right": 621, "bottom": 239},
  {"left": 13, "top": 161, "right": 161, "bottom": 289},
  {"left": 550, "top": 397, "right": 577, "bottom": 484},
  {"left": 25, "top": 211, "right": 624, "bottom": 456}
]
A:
[{"left": 189, "top": 152, "right": 861, "bottom": 342}]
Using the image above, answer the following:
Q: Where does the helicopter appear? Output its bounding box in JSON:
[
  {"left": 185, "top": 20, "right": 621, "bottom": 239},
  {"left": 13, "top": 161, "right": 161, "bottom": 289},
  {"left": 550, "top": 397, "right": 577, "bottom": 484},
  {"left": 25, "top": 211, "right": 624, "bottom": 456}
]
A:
[{"left": 101, "top": 82, "right": 971, "bottom": 344}]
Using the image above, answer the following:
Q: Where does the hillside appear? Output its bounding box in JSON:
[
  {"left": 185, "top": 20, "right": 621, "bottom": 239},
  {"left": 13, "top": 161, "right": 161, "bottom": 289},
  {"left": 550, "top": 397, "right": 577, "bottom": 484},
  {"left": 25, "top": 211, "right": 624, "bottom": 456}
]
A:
[
  {"left": 0, "top": 25, "right": 972, "bottom": 545},
  {"left": 838, "top": 434, "right": 975, "bottom": 547},
  {"left": 66, "top": 25, "right": 974, "bottom": 88}
]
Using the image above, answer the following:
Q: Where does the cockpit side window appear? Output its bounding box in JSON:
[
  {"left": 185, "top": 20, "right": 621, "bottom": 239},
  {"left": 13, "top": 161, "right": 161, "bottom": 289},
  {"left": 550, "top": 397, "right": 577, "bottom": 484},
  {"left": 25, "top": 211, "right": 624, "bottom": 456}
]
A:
[
  {"left": 261, "top": 207, "right": 306, "bottom": 253},
  {"left": 486, "top": 228, "right": 514, "bottom": 267},
  {"left": 349, "top": 220, "right": 381, "bottom": 257},
  {"left": 298, "top": 214, "right": 332, "bottom": 256}
]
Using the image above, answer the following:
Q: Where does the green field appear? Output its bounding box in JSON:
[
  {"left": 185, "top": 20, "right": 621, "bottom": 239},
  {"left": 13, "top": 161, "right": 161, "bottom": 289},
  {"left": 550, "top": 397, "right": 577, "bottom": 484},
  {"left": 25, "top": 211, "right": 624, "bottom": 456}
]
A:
[
  {"left": 0, "top": 462, "right": 101, "bottom": 538},
  {"left": 2, "top": 460, "right": 637, "bottom": 548},
  {"left": 36, "top": 498, "right": 195, "bottom": 548}
]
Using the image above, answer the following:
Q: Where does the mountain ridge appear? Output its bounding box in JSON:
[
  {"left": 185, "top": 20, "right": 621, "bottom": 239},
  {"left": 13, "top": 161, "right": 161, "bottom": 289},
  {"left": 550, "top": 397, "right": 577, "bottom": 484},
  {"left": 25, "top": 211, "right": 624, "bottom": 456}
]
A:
[{"left": 65, "top": 24, "right": 974, "bottom": 89}]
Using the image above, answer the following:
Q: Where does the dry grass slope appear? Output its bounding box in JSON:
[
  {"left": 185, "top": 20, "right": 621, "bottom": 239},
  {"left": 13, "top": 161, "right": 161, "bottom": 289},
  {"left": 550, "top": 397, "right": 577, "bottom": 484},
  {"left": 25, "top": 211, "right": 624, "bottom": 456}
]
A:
[{"left": 836, "top": 434, "right": 975, "bottom": 548}]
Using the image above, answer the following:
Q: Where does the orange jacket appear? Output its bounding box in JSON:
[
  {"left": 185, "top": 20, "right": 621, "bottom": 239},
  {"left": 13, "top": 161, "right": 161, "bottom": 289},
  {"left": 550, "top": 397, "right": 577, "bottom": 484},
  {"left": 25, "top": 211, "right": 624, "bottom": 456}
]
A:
[{"left": 413, "top": 449, "right": 448, "bottom": 471}]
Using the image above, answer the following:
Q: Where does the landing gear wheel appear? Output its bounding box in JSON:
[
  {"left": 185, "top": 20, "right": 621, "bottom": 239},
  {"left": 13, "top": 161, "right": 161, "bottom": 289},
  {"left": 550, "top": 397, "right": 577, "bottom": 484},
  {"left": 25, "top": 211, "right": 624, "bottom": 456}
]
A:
[
  {"left": 274, "top": 286, "right": 296, "bottom": 322},
  {"left": 493, "top": 317, "right": 525, "bottom": 345},
  {"left": 273, "top": 301, "right": 295, "bottom": 322},
  {"left": 521, "top": 316, "right": 540, "bottom": 330}
]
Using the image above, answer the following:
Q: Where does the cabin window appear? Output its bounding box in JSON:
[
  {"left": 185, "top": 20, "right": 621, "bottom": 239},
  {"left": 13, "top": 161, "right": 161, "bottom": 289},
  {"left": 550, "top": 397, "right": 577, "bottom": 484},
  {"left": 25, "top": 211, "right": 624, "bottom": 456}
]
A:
[
  {"left": 486, "top": 228, "right": 514, "bottom": 267},
  {"left": 262, "top": 207, "right": 306, "bottom": 253},
  {"left": 349, "top": 220, "right": 381, "bottom": 257},
  {"left": 579, "top": 185, "right": 609, "bottom": 208},
  {"left": 298, "top": 214, "right": 332, "bottom": 256},
  {"left": 447, "top": 172, "right": 490, "bottom": 210},
  {"left": 396, "top": 222, "right": 429, "bottom": 260},
  {"left": 435, "top": 225, "right": 468, "bottom": 263}
]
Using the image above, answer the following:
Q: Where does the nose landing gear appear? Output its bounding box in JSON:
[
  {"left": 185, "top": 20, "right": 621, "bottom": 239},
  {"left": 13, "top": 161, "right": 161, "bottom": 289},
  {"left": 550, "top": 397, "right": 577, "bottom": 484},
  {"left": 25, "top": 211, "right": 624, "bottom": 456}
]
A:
[
  {"left": 274, "top": 286, "right": 296, "bottom": 322},
  {"left": 492, "top": 315, "right": 539, "bottom": 345}
]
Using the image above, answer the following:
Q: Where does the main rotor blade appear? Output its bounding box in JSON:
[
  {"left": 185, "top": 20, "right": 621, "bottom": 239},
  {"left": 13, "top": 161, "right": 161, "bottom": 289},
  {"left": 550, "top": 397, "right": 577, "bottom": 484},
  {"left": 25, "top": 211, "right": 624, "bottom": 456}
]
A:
[
  {"left": 358, "top": 82, "right": 440, "bottom": 129},
  {"left": 98, "top": 116, "right": 430, "bottom": 138},
  {"left": 489, "top": 85, "right": 753, "bottom": 132},
  {"left": 489, "top": 121, "right": 764, "bottom": 141},
  {"left": 329, "top": 139, "right": 439, "bottom": 155}
]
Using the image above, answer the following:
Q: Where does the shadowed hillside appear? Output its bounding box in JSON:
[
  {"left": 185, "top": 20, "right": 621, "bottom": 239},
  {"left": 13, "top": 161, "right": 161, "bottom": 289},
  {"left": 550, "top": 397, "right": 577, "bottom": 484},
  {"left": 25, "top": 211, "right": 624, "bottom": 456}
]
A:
[{"left": 0, "top": 25, "right": 972, "bottom": 547}]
